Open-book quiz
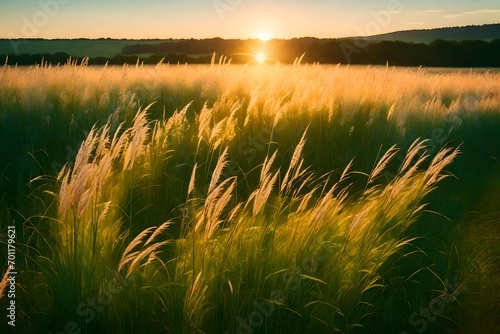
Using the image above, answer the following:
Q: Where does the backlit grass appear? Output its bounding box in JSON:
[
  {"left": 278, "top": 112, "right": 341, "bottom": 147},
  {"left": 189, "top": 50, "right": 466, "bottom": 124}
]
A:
[{"left": 0, "top": 62, "right": 499, "bottom": 333}]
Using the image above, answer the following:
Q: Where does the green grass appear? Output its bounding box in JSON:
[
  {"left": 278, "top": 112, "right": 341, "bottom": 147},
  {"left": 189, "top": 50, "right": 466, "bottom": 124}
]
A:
[
  {"left": 0, "top": 62, "right": 499, "bottom": 333},
  {"left": 0, "top": 39, "right": 164, "bottom": 58}
]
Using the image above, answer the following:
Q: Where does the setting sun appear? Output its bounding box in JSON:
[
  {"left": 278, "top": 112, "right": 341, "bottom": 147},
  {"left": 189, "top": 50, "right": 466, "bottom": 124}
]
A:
[{"left": 257, "top": 32, "right": 272, "bottom": 42}]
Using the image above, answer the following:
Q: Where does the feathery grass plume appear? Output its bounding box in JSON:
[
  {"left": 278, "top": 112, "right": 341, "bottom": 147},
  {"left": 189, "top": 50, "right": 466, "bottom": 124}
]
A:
[
  {"left": 293, "top": 53, "right": 306, "bottom": 66},
  {"left": 347, "top": 206, "right": 371, "bottom": 234},
  {"left": 122, "top": 104, "right": 152, "bottom": 171},
  {"left": 163, "top": 101, "right": 191, "bottom": 145},
  {"left": 260, "top": 150, "right": 278, "bottom": 184},
  {"left": 209, "top": 118, "right": 226, "bottom": 150},
  {"left": 310, "top": 159, "right": 354, "bottom": 215},
  {"left": 119, "top": 223, "right": 171, "bottom": 277},
  {"left": 1, "top": 60, "right": 9, "bottom": 83},
  {"left": 145, "top": 221, "right": 173, "bottom": 246},
  {"left": 208, "top": 147, "right": 229, "bottom": 194},
  {"left": 197, "top": 102, "right": 213, "bottom": 148},
  {"left": 183, "top": 271, "right": 210, "bottom": 331},
  {"left": 124, "top": 241, "right": 170, "bottom": 277},
  {"left": 308, "top": 161, "right": 354, "bottom": 231},
  {"left": 95, "top": 123, "right": 111, "bottom": 157},
  {"left": 71, "top": 125, "right": 98, "bottom": 176},
  {"left": 243, "top": 90, "right": 260, "bottom": 128},
  {"left": 297, "top": 185, "right": 321, "bottom": 213},
  {"left": 245, "top": 150, "right": 279, "bottom": 215},
  {"left": 221, "top": 100, "right": 240, "bottom": 143},
  {"left": 252, "top": 169, "right": 280, "bottom": 217},
  {"left": 272, "top": 97, "right": 290, "bottom": 129},
  {"left": 399, "top": 138, "right": 427, "bottom": 174},
  {"left": 292, "top": 171, "right": 315, "bottom": 198},
  {"left": 204, "top": 178, "right": 236, "bottom": 240},
  {"left": 281, "top": 127, "right": 309, "bottom": 196},
  {"left": 57, "top": 167, "right": 70, "bottom": 220},
  {"left": 338, "top": 159, "right": 355, "bottom": 185},
  {"left": 57, "top": 126, "right": 99, "bottom": 220},
  {"left": 372, "top": 144, "right": 459, "bottom": 235},
  {"left": 228, "top": 202, "right": 244, "bottom": 222},
  {"left": 196, "top": 177, "right": 236, "bottom": 239},
  {"left": 424, "top": 146, "right": 460, "bottom": 187},
  {"left": 0, "top": 267, "right": 10, "bottom": 300},
  {"left": 366, "top": 144, "right": 399, "bottom": 187},
  {"left": 57, "top": 120, "right": 123, "bottom": 221},
  {"left": 119, "top": 226, "right": 157, "bottom": 272},
  {"left": 386, "top": 141, "right": 430, "bottom": 200},
  {"left": 188, "top": 162, "right": 198, "bottom": 197}
]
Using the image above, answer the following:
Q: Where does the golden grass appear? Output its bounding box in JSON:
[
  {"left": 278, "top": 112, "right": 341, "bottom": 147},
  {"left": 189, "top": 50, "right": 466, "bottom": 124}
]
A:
[
  {"left": 1, "top": 62, "right": 498, "bottom": 333},
  {"left": 0, "top": 267, "right": 10, "bottom": 300}
]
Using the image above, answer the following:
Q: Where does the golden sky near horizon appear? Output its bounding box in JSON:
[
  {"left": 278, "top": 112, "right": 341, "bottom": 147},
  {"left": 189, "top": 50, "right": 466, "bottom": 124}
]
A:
[{"left": 1, "top": 0, "right": 499, "bottom": 39}]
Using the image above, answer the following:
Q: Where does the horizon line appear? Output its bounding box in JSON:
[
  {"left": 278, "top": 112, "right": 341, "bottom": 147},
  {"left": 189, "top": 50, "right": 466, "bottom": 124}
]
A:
[{"left": 1, "top": 23, "right": 498, "bottom": 41}]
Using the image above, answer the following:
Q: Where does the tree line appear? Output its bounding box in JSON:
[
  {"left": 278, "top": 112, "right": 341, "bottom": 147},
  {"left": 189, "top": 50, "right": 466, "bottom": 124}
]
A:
[{"left": 1, "top": 39, "right": 499, "bottom": 67}]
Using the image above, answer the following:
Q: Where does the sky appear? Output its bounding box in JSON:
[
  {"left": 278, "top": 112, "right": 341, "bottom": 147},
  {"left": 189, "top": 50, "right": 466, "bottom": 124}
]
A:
[{"left": 1, "top": 0, "right": 499, "bottom": 40}]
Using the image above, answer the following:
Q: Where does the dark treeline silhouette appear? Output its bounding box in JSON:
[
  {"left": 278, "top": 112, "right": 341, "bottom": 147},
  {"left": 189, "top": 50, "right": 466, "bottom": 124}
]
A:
[
  {"left": 1, "top": 39, "right": 500, "bottom": 67},
  {"left": 306, "top": 39, "right": 500, "bottom": 67},
  {"left": 122, "top": 37, "right": 237, "bottom": 55}
]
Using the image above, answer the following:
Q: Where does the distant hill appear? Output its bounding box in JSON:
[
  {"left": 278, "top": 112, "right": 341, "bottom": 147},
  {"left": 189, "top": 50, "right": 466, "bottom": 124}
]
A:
[{"left": 361, "top": 24, "right": 500, "bottom": 43}]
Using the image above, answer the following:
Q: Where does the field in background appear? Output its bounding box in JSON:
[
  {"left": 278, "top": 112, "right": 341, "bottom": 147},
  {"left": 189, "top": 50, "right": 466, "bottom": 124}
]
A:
[
  {"left": 0, "top": 39, "right": 165, "bottom": 58},
  {"left": 0, "top": 63, "right": 499, "bottom": 333}
]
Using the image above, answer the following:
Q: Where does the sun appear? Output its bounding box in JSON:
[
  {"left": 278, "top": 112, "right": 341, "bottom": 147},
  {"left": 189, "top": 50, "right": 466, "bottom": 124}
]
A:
[
  {"left": 255, "top": 52, "right": 267, "bottom": 64},
  {"left": 257, "top": 32, "right": 272, "bottom": 42}
]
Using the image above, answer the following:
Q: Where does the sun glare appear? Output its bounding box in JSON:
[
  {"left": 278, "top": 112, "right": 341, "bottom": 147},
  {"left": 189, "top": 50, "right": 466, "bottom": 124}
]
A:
[
  {"left": 255, "top": 52, "right": 266, "bottom": 64},
  {"left": 258, "top": 32, "right": 272, "bottom": 42}
]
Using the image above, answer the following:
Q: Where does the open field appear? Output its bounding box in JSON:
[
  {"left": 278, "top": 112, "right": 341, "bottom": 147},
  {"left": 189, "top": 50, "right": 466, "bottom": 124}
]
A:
[
  {"left": 0, "top": 39, "right": 165, "bottom": 58},
  {"left": 0, "top": 63, "right": 499, "bottom": 333}
]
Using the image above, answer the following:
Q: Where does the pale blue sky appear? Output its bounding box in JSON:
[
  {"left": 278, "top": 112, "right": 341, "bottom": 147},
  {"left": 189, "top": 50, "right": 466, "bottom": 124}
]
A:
[{"left": 1, "top": 0, "right": 499, "bottom": 39}]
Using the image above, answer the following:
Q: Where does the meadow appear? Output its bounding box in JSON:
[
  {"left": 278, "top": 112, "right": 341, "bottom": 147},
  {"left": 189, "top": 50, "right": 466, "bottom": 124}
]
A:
[
  {"left": 0, "top": 39, "right": 165, "bottom": 58},
  {"left": 0, "top": 61, "right": 499, "bottom": 333}
]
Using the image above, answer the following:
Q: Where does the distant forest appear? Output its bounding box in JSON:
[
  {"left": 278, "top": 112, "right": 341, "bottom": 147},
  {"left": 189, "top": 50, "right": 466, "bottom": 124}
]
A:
[{"left": 2, "top": 38, "right": 500, "bottom": 67}]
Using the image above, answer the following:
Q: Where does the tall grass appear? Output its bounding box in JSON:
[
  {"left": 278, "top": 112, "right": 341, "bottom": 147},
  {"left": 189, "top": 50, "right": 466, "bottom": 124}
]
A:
[{"left": 0, "top": 62, "right": 498, "bottom": 333}]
